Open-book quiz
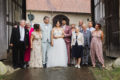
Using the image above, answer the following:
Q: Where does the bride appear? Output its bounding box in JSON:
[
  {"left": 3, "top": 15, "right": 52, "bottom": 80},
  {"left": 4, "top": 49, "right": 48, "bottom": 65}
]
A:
[{"left": 47, "top": 21, "right": 68, "bottom": 68}]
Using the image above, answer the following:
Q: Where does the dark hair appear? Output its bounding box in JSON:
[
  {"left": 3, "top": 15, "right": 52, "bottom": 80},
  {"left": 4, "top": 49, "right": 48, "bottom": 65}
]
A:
[
  {"left": 62, "top": 19, "right": 66, "bottom": 22},
  {"left": 34, "top": 24, "right": 40, "bottom": 31},
  {"left": 54, "top": 20, "right": 61, "bottom": 27},
  {"left": 96, "top": 23, "right": 102, "bottom": 29},
  {"left": 43, "top": 16, "right": 49, "bottom": 20}
]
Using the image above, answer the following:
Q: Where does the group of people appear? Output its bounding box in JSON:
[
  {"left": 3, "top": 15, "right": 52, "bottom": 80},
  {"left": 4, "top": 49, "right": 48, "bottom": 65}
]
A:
[
  {"left": 10, "top": 16, "right": 105, "bottom": 69},
  {"left": 71, "top": 21, "right": 105, "bottom": 68}
]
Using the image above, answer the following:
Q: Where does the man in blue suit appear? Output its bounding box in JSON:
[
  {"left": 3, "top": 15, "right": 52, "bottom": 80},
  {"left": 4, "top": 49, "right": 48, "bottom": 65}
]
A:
[{"left": 40, "top": 16, "right": 52, "bottom": 68}]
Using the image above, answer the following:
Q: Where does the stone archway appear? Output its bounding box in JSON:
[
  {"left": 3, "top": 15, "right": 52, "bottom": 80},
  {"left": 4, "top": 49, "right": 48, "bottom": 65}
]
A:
[{"left": 53, "top": 15, "right": 69, "bottom": 27}]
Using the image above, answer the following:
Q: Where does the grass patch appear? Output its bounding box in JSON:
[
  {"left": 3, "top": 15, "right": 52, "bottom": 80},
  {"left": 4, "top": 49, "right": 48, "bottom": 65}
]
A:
[
  {"left": 90, "top": 68, "right": 120, "bottom": 80},
  {"left": 0, "top": 75, "right": 7, "bottom": 80}
]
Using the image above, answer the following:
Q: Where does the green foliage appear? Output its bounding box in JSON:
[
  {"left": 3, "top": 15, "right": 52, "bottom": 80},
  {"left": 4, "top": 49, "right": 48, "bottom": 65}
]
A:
[
  {"left": 0, "top": 75, "right": 7, "bottom": 80},
  {"left": 90, "top": 68, "right": 120, "bottom": 80}
]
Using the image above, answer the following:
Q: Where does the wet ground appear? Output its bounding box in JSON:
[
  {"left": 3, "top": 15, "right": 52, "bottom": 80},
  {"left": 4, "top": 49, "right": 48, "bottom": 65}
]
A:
[{"left": 7, "top": 67, "right": 95, "bottom": 80}]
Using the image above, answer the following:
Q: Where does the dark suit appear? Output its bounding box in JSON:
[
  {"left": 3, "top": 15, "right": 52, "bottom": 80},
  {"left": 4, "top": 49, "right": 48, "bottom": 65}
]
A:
[{"left": 10, "top": 26, "right": 29, "bottom": 68}]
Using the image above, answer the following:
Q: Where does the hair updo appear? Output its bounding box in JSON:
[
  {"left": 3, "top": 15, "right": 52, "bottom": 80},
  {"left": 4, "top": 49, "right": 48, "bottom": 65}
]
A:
[{"left": 34, "top": 24, "right": 40, "bottom": 31}]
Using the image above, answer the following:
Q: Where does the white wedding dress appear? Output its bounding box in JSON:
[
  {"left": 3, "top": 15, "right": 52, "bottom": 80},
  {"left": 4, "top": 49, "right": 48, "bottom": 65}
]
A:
[{"left": 47, "top": 29, "right": 68, "bottom": 68}]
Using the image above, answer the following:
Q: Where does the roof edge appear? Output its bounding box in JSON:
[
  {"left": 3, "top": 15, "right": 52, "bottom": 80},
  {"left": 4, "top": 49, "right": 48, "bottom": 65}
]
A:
[{"left": 26, "top": 9, "right": 91, "bottom": 14}]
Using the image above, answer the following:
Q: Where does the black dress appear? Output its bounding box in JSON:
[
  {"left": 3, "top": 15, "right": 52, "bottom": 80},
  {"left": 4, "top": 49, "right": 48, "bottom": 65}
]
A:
[{"left": 72, "top": 36, "right": 83, "bottom": 58}]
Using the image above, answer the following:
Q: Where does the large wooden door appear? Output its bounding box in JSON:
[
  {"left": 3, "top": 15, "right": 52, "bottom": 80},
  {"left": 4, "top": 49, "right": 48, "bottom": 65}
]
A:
[{"left": 105, "top": 0, "right": 120, "bottom": 57}]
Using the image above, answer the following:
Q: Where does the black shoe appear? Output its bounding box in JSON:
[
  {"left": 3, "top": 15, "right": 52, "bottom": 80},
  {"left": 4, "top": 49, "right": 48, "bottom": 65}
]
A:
[
  {"left": 24, "top": 62, "right": 29, "bottom": 68},
  {"left": 20, "top": 65, "right": 25, "bottom": 69},
  {"left": 43, "top": 64, "right": 46, "bottom": 68},
  {"left": 24, "top": 64, "right": 27, "bottom": 69},
  {"left": 20, "top": 66, "right": 25, "bottom": 69},
  {"left": 81, "top": 63, "right": 85, "bottom": 66},
  {"left": 85, "top": 63, "right": 88, "bottom": 67},
  {"left": 68, "top": 64, "right": 71, "bottom": 67},
  {"left": 13, "top": 65, "right": 19, "bottom": 69},
  {"left": 26, "top": 64, "right": 29, "bottom": 68},
  {"left": 13, "top": 66, "right": 18, "bottom": 69}
]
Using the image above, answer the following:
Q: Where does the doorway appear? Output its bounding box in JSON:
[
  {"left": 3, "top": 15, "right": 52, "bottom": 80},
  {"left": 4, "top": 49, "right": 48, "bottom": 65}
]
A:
[{"left": 53, "top": 15, "right": 69, "bottom": 27}]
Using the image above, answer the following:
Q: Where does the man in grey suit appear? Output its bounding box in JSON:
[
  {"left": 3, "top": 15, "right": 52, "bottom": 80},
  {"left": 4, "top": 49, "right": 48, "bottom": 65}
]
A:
[
  {"left": 40, "top": 16, "right": 52, "bottom": 68},
  {"left": 81, "top": 24, "right": 91, "bottom": 66}
]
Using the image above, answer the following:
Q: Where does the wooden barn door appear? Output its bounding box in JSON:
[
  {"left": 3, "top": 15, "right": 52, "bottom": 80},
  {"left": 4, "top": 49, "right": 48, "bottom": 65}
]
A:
[{"left": 105, "top": 0, "right": 120, "bottom": 57}]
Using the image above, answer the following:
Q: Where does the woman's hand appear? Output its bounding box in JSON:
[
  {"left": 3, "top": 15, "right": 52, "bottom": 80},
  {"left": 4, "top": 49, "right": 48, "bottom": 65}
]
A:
[
  {"left": 31, "top": 45, "right": 33, "bottom": 50},
  {"left": 30, "top": 34, "right": 34, "bottom": 50},
  {"left": 51, "top": 41, "right": 53, "bottom": 47},
  {"left": 54, "top": 36, "right": 60, "bottom": 39},
  {"left": 101, "top": 31, "right": 104, "bottom": 41}
]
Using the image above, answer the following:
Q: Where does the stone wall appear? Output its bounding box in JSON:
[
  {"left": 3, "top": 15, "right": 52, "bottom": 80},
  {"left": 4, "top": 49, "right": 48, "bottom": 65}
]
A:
[{"left": 26, "top": 11, "right": 91, "bottom": 26}]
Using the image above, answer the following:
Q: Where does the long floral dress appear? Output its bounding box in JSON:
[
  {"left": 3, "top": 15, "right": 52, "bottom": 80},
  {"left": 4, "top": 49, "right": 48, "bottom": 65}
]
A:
[{"left": 29, "top": 31, "right": 43, "bottom": 68}]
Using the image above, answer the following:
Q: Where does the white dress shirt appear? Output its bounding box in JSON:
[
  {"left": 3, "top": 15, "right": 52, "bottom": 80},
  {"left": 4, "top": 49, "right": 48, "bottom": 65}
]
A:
[
  {"left": 45, "top": 25, "right": 48, "bottom": 30},
  {"left": 87, "top": 27, "right": 95, "bottom": 32},
  {"left": 19, "top": 26, "right": 25, "bottom": 41},
  {"left": 63, "top": 25, "right": 66, "bottom": 30},
  {"left": 45, "top": 24, "right": 49, "bottom": 41}
]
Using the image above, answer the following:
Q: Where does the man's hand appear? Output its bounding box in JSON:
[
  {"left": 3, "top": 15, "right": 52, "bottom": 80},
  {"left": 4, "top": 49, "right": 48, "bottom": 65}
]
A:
[
  {"left": 63, "top": 33, "right": 66, "bottom": 38},
  {"left": 14, "top": 25, "right": 17, "bottom": 28},
  {"left": 26, "top": 46, "right": 28, "bottom": 49},
  {"left": 9, "top": 44, "right": 13, "bottom": 47}
]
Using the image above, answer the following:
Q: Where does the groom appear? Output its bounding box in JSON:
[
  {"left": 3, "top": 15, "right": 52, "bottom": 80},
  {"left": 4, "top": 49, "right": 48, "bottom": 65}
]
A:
[
  {"left": 61, "top": 19, "right": 72, "bottom": 65},
  {"left": 40, "top": 16, "right": 52, "bottom": 68}
]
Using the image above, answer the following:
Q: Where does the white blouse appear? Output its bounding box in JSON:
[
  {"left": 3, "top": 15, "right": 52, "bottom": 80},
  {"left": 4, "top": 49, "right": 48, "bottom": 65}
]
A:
[{"left": 71, "top": 32, "right": 84, "bottom": 46}]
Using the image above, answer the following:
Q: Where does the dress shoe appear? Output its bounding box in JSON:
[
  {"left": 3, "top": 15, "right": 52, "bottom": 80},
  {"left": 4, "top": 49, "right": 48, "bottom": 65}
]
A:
[{"left": 43, "top": 64, "right": 46, "bottom": 68}]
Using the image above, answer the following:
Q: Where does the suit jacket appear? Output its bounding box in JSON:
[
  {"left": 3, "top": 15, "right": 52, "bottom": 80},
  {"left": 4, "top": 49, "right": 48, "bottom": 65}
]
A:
[
  {"left": 40, "top": 23, "right": 52, "bottom": 43},
  {"left": 71, "top": 32, "right": 84, "bottom": 46},
  {"left": 62, "top": 25, "right": 72, "bottom": 43},
  {"left": 10, "top": 26, "right": 29, "bottom": 47},
  {"left": 78, "top": 26, "right": 83, "bottom": 32},
  {"left": 81, "top": 30, "right": 91, "bottom": 48}
]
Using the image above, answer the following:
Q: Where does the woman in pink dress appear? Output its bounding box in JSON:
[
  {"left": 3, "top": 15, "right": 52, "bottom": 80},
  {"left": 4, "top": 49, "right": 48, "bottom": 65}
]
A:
[
  {"left": 24, "top": 23, "right": 34, "bottom": 67},
  {"left": 90, "top": 23, "right": 105, "bottom": 68}
]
